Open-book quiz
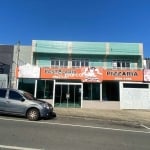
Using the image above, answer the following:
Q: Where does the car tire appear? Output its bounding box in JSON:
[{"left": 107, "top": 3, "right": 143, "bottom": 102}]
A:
[{"left": 27, "top": 108, "right": 40, "bottom": 121}]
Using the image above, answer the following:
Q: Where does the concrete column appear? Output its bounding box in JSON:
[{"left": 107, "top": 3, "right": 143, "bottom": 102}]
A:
[
  {"left": 81, "top": 83, "right": 83, "bottom": 108},
  {"left": 52, "top": 80, "right": 56, "bottom": 107},
  {"left": 139, "top": 43, "right": 144, "bottom": 68},
  {"left": 100, "top": 83, "right": 102, "bottom": 101},
  {"left": 34, "top": 80, "right": 37, "bottom": 98},
  {"left": 16, "top": 79, "right": 19, "bottom": 89},
  {"left": 106, "top": 43, "right": 110, "bottom": 55},
  {"left": 68, "top": 42, "right": 72, "bottom": 68}
]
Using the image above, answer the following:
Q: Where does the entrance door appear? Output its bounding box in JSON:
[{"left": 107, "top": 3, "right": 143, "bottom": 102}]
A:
[{"left": 54, "top": 83, "right": 82, "bottom": 108}]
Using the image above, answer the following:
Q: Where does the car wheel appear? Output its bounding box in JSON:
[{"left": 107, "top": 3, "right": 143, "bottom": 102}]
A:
[{"left": 27, "top": 108, "right": 40, "bottom": 121}]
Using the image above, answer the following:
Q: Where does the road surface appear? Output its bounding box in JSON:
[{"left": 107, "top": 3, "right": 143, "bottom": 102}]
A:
[{"left": 0, "top": 115, "right": 149, "bottom": 150}]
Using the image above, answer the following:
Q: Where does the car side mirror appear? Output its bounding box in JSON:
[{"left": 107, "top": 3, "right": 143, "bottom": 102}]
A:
[{"left": 21, "top": 97, "right": 25, "bottom": 102}]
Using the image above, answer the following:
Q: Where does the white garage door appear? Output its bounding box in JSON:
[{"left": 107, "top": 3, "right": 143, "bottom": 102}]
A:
[{"left": 120, "top": 82, "right": 150, "bottom": 109}]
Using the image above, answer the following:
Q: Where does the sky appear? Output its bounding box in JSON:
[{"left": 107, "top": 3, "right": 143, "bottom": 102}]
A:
[{"left": 0, "top": 0, "right": 150, "bottom": 57}]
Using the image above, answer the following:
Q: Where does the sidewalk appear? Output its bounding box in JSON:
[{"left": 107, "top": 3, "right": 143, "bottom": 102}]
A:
[{"left": 54, "top": 108, "right": 150, "bottom": 127}]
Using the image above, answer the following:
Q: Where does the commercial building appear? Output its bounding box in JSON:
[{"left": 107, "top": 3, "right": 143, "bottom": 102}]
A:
[
  {"left": 1, "top": 40, "right": 150, "bottom": 109},
  {"left": 0, "top": 43, "right": 31, "bottom": 88}
]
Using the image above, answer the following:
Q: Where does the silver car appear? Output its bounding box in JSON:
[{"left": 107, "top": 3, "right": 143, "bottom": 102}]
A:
[{"left": 0, "top": 88, "right": 54, "bottom": 121}]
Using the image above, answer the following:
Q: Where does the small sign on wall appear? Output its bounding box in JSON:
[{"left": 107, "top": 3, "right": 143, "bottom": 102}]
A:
[{"left": 144, "top": 69, "right": 150, "bottom": 81}]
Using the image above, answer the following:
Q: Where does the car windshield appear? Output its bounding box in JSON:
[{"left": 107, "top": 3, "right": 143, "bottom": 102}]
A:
[{"left": 23, "top": 92, "right": 36, "bottom": 100}]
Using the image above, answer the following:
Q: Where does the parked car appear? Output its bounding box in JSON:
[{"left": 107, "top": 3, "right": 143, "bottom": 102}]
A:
[{"left": 0, "top": 88, "right": 54, "bottom": 121}]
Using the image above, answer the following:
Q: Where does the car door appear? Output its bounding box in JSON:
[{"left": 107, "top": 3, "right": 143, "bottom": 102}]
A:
[
  {"left": 0, "top": 89, "right": 7, "bottom": 111},
  {"left": 5, "top": 90, "right": 27, "bottom": 115}
]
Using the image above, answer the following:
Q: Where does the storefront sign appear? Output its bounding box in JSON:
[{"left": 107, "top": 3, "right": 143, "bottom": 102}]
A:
[
  {"left": 18, "top": 64, "right": 40, "bottom": 78},
  {"left": 16, "top": 65, "right": 144, "bottom": 82},
  {"left": 103, "top": 69, "right": 143, "bottom": 81},
  {"left": 40, "top": 67, "right": 103, "bottom": 82},
  {"left": 144, "top": 69, "right": 150, "bottom": 82}
]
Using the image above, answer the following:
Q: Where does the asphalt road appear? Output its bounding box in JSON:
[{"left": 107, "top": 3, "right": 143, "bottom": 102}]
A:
[{"left": 0, "top": 116, "right": 149, "bottom": 150}]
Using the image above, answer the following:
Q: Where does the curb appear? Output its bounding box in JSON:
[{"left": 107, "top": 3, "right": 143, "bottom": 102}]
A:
[
  {"left": 56, "top": 114, "right": 143, "bottom": 128},
  {"left": 54, "top": 108, "right": 150, "bottom": 128}
]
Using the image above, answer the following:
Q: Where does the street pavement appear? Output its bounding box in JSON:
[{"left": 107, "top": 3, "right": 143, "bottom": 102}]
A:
[
  {"left": 54, "top": 108, "right": 150, "bottom": 128},
  {"left": 0, "top": 116, "right": 149, "bottom": 150}
]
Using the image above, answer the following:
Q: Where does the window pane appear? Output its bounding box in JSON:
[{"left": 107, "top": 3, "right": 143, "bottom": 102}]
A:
[
  {"left": 72, "top": 60, "right": 75, "bottom": 67},
  {"left": 51, "top": 60, "right": 55, "bottom": 67},
  {"left": 60, "top": 60, "right": 63, "bottom": 66},
  {"left": 9, "top": 91, "right": 22, "bottom": 100},
  {"left": 123, "top": 83, "right": 148, "bottom": 88},
  {"left": 85, "top": 61, "right": 89, "bottom": 66},
  {"left": 126, "top": 62, "right": 130, "bottom": 68},
  {"left": 64, "top": 60, "right": 68, "bottom": 66},
  {"left": 60, "top": 60, "right": 68, "bottom": 67},
  {"left": 55, "top": 60, "right": 59, "bottom": 66},
  {"left": 18, "top": 78, "right": 35, "bottom": 95},
  {"left": 112, "top": 62, "right": 117, "bottom": 68},
  {"left": 92, "top": 83, "right": 100, "bottom": 100},
  {"left": 0, "top": 89, "right": 7, "bottom": 98},
  {"left": 72, "top": 59, "right": 89, "bottom": 67},
  {"left": 81, "top": 60, "right": 84, "bottom": 66},
  {"left": 76, "top": 60, "right": 80, "bottom": 67},
  {"left": 122, "top": 61, "right": 125, "bottom": 68},
  {"left": 83, "top": 83, "right": 91, "bottom": 100},
  {"left": 37, "top": 80, "right": 53, "bottom": 99},
  {"left": 83, "top": 83, "right": 100, "bottom": 100},
  {"left": 117, "top": 62, "right": 121, "bottom": 67}
]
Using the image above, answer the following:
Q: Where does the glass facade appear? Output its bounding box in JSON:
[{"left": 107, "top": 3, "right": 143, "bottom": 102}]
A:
[
  {"left": 18, "top": 78, "right": 35, "bottom": 95},
  {"left": 83, "top": 83, "right": 100, "bottom": 100},
  {"left": 54, "top": 84, "right": 81, "bottom": 108},
  {"left": 36, "top": 80, "right": 53, "bottom": 99}
]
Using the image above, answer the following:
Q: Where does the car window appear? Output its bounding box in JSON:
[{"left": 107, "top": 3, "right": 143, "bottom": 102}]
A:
[
  {"left": 0, "top": 89, "right": 7, "bottom": 98},
  {"left": 9, "top": 90, "right": 23, "bottom": 101},
  {"left": 23, "top": 92, "right": 36, "bottom": 100}
]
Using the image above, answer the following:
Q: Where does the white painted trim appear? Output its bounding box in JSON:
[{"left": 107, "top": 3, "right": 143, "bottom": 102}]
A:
[
  {"left": 34, "top": 80, "right": 37, "bottom": 98},
  {"left": 81, "top": 83, "right": 83, "bottom": 108},
  {"left": 16, "top": 79, "right": 19, "bottom": 89},
  {"left": 100, "top": 83, "right": 102, "bottom": 101},
  {"left": 0, "top": 144, "right": 43, "bottom": 150},
  {"left": 0, "top": 117, "right": 149, "bottom": 134},
  {"left": 52, "top": 80, "right": 56, "bottom": 107}
]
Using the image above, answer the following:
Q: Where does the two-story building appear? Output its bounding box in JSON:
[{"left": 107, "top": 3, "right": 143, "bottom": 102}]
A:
[{"left": 14, "top": 40, "right": 150, "bottom": 109}]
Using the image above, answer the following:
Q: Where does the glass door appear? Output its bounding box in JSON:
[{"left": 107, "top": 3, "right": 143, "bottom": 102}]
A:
[
  {"left": 54, "top": 84, "right": 67, "bottom": 107},
  {"left": 68, "top": 85, "right": 81, "bottom": 107},
  {"left": 54, "top": 83, "right": 82, "bottom": 108}
]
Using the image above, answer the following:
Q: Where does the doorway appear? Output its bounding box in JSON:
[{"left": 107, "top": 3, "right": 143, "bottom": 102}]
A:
[
  {"left": 54, "top": 82, "right": 82, "bottom": 108},
  {"left": 102, "top": 81, "right": 119, "bottom": 101}
]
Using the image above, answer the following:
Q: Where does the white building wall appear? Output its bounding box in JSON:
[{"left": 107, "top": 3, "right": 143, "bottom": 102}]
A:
[
  {"left": 12, "top": 45, "right": 32, "bottom": 88},
  {"left": 0, "top": 74, "right": 8, "bottom": 88},
  {"left": 120, "top": 82, "right": 150, "bottom": 109}
]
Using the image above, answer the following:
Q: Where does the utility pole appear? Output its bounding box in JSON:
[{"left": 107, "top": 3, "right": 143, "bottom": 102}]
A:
[
  {"left": 17, "top": 41, "right": 20, "bottom": 67},
  {"left": 15, "top": 41, "right": 20, "bottom": 89}
]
